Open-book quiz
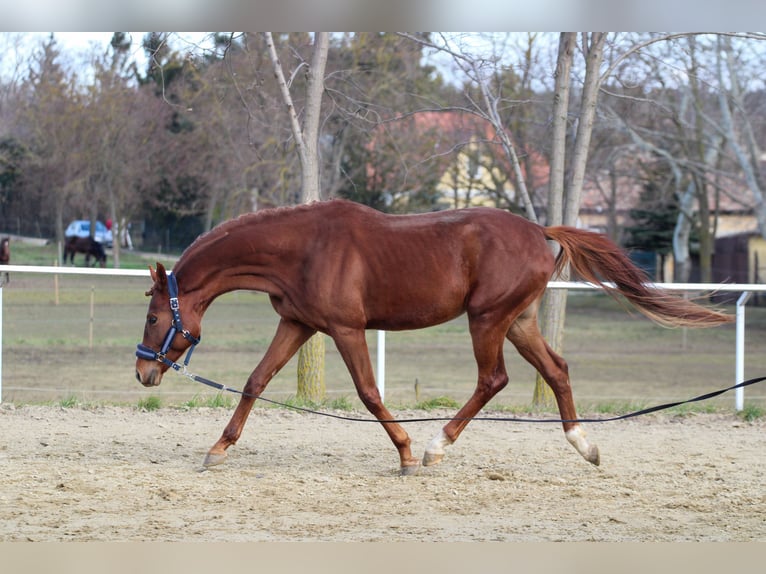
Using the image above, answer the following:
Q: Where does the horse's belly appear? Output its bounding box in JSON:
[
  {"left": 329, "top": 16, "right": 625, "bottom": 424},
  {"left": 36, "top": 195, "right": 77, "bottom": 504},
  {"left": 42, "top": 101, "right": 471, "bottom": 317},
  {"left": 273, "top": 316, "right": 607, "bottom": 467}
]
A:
[{"left": 364, "top": 282, "right": 467, "bottom": 331}]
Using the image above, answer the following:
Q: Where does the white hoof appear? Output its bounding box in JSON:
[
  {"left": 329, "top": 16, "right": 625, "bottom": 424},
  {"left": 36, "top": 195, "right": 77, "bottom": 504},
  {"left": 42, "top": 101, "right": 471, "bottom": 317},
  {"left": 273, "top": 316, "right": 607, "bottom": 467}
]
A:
[
  {"left": 566, "top": 426, "right": 600, "bottom": 466},
  {"left": 423, "top": 429, "right": 453, "bottom": 467}
]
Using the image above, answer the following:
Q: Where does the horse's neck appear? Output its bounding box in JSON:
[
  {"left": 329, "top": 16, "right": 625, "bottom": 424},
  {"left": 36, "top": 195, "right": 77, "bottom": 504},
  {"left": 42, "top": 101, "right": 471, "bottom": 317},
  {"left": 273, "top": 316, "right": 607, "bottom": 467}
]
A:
[{"left": 174, "top": 222, "right": 300, "bottom": 310}]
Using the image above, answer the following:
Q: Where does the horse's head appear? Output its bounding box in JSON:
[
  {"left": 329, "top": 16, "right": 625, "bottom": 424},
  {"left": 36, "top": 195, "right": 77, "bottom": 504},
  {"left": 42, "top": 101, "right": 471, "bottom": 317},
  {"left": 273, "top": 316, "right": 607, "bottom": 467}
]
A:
[{"left": 135, "top": 262, "right": 202, "bottom": 387}]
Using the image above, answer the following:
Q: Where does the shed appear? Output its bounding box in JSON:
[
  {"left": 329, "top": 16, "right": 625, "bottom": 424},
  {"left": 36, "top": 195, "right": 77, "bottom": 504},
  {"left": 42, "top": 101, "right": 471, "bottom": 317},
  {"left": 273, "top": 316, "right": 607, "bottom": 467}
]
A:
[{"left": 711, "top": 232, "right": 766, "bottom": 305}]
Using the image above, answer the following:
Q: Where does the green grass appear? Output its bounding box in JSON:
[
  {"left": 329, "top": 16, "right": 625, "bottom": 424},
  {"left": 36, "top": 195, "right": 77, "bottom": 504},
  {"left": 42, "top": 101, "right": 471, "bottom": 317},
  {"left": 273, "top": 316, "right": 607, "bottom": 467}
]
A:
[
  {"left": 8, "top": 240, "right": 177, "bottom": 270},
  {"left": 244, "top": 394, "right": 358, "bottom": 413},
  {"left": 587, "top": 400, "right": 650, "bottom": 415},
  {"left": 181, "top": 393, "right": 236, "bottom": 409},
  {"left": 739, "top": 403, "right": 764, "bottom": 421},
  {"left": 327, "top": 396, "right": 355, "bottom": 411},
  {"left": 137, "top": 396, "right": 162, "bottom": 411},
  {"left": 415, "top": 396, "right": 461, "bottom": 410},
  {"left": 58, "top": 395, "right": 81, "bottom": 408}
]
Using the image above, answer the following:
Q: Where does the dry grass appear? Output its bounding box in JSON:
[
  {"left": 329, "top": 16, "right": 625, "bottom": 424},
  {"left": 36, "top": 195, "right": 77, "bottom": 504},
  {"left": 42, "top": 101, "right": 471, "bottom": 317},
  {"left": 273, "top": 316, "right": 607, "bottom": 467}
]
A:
[{"left": 2, "top": 273, "right": 765, "bottom": 412}]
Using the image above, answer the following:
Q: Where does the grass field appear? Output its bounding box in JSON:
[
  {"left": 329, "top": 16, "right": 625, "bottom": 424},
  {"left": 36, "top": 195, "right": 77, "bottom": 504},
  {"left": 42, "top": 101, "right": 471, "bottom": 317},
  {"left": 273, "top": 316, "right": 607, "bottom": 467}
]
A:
[
  {"left": 5, "top": 239, "right": 178, "bottom": 269},
  {"left": 2, "top": 274, "right": 765, "bottom": 413},
  {"left": 2, "top": 240, "right": 766, "bottom": 414}
]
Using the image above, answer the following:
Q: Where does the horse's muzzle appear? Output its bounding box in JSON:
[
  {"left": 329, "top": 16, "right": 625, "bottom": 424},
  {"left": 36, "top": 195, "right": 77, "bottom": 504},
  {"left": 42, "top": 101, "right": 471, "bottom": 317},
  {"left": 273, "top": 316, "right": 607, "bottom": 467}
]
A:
[{"left": 135, "top": 364, "right": 162, "bottom": 387}]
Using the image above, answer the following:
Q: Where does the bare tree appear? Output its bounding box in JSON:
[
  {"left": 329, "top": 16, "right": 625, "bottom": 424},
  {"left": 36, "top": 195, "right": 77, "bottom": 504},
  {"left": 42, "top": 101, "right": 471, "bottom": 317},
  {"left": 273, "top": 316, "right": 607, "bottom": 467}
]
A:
[
  {"left": 532, "top": 33, "right": 607, "bottom": 406},
  {"left": 599, "top": 33, "right": 766, "bottom": 283},
  {"left": 21, "top": 36, "right": 91, "bottom": 251},
  {"left": 400, "top": 32, "right": 540, "bottom": 220},
  {"left": 85, "top": 35, "right": 169, "bottom": 266},
  {"left": 402, "top": 32, "right": 607, "bottom": 407},
  {"left": 265, "top": 31, "right": 329, "bottom": 402},
  {"left": 532, "top": 32, "right": 575, "bottom": 406},
  {"left": 716, "top": 35, "right": 766, "bottom": 235}
]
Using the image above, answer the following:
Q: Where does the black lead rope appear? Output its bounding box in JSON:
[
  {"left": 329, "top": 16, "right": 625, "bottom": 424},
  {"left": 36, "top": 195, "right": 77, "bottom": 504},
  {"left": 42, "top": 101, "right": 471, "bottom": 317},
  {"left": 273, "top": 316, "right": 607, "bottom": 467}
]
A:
[{"left": 182, "top": 369, "right": 766, "bottom": 425}]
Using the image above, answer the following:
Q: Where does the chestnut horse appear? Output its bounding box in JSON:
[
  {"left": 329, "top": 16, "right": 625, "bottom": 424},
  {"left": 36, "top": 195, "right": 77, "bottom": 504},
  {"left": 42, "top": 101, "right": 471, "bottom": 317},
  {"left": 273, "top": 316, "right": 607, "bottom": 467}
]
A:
[{"left": 135, "top": 200, "right": 732, "bottom": 474}]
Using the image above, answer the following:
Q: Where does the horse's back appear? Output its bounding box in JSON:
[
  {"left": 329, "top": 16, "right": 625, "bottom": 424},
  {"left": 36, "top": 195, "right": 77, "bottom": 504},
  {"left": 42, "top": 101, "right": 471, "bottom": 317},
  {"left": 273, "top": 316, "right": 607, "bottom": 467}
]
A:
[
  {"left": 63, "top": 235, "right": 106, "bottom": 266},
  {"left": 325, "top": 201, "right": 551, "bottom": 276},
  {"left": 301, "top": 201, "right": 553, "bottom": 329}
]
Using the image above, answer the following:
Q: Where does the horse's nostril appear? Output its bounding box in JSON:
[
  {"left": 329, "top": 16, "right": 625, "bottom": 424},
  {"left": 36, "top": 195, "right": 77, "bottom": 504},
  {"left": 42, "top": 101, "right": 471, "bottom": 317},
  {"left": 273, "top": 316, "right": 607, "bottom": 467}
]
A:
[{"left": 135, "top": 370, "right": 142, "bottom": 383}]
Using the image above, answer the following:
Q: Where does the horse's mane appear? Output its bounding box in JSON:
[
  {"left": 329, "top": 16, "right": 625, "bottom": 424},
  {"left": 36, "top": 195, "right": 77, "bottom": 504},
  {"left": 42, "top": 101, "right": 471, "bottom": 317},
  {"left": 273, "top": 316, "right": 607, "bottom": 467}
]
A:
[{"left": 181, "top": 201, "right": 329, "bottom": 261}]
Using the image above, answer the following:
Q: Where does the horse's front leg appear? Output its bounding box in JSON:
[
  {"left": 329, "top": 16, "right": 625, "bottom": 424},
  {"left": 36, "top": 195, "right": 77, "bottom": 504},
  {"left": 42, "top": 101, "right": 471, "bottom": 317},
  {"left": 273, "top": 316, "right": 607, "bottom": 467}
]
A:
[
  {"left": 203, "top": 319, "right": 315, "bottom": 468},
  {"left": 332, "top": 329, "right": 421, "bottom": 475}
]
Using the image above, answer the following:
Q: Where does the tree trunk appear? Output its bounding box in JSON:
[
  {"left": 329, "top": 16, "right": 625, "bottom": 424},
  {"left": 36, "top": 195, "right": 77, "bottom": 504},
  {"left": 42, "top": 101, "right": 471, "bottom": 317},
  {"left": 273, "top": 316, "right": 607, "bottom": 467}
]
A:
[
  {"left": 533, "top": 33, "right": 575, "bottom": 408},
  {"left": 300, "top": 32, "right": 328, "bottom": 204},
  {"left": 673, "top": 180, "right": 695, "bottom": 282},
  {"left": 296, "top": 333, "right": 326, "bottom": 403},
  {"left": 265, "top": 32, "right": 329, "bottom": 403},
  {"left": 717, "top": 35, "right": 766, "bottom": 236},
  {"left": 533, "top": 33, "right": 605, "bottom": 408},
  {"left": 295, "top": 33, "right": 329, "bottom": 402}
]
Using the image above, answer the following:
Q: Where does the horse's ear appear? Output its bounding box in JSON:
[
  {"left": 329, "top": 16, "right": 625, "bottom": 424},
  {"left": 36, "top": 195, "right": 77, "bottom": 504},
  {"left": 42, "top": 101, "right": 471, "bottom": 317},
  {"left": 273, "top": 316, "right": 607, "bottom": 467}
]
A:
[
  {"left": 155, "top": 263, "right": 168, "bottom": 289},
  {"left": 148, "top": 262, "right": 168, "bottom": 293}
]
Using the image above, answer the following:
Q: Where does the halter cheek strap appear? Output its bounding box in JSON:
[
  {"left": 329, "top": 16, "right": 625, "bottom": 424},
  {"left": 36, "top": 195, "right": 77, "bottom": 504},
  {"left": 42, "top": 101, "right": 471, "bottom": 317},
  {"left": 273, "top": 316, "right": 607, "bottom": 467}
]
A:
[{"left": 136, "top": 271, "right": 201, "bottom": 371}]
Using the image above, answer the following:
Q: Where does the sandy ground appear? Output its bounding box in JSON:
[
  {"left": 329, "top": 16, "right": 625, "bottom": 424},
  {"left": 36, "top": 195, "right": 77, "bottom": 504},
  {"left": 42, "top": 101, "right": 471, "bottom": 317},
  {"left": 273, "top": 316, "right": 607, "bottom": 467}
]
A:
[{"left": 0, "top": 403, "right": 764, "bottom": 542}]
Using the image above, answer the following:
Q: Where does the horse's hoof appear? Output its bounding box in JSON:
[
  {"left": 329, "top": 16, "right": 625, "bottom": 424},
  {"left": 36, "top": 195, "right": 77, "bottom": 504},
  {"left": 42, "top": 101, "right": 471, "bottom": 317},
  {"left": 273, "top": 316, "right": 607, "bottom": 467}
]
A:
[
  {"left": 422, "top": 451, "right": 444, "bottom": 467},
  {"left": 400, "top": 462, "right": 421, "bottom": 476},
  {"left": 566, "top": 427, "right": 600, "bottom": 466},
  {"left": 202, "top": 451, "right": 228, "bottom": 468}
]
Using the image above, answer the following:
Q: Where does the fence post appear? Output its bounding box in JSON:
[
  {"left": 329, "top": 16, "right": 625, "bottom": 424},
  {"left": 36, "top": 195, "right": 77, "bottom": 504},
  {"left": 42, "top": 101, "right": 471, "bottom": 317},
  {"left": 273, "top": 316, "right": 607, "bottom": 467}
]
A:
[
  {"left": 735, "top": 291, "right": 752, "bottom": 412},
  {"left": 377, "top": 330, "right": 385, "bottom": 402},
  {"left": 0, "top": 282, "right": 3, "bottom": 404},
  {"left": 89, "top": 286, "right": 95, "bottom": 349}
]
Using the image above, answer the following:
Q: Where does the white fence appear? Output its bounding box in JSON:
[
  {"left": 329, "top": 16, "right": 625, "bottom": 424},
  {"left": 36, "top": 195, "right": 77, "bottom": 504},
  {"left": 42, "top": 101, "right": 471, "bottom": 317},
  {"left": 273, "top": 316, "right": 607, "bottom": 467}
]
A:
[{"left": 2, "top": 264, "right": 766, "bottom": 410}]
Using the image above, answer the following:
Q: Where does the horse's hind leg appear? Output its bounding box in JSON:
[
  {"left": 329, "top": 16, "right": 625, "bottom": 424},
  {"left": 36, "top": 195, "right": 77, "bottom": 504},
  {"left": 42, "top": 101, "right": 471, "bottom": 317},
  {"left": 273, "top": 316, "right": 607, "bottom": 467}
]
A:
[
  {"left": 507, "top": 307, "right": 600, "bottom": 466},
  {"left": 331, "top": 329, "right": 421, "bottom": 475}
]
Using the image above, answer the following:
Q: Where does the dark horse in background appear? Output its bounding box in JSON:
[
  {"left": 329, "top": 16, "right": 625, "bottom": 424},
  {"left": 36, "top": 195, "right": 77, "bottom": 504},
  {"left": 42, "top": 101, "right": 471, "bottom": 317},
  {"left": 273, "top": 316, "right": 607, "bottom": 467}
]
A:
[
  {"left": 135, "top": 200, "right": 732, "bottom": 475},
  {"left": 0, "top": 236, "right": 9, "bottom": 283},
  {"left": 64, "top": 236, "right": 107, "bottom": 268}
]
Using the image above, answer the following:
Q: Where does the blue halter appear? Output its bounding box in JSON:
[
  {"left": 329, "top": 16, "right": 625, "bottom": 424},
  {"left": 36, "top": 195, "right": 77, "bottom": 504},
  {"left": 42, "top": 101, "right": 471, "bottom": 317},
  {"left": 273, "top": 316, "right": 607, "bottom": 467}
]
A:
[{"left": 136, "top": 271, "right": 201, "bottom": 371}]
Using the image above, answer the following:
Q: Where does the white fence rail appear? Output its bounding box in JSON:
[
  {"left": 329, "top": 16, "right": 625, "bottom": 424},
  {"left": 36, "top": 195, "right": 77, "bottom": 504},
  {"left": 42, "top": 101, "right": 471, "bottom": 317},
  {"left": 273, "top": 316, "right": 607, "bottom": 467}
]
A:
[{"left": 2, "top": 264, "right": 766, "bottom": 410}]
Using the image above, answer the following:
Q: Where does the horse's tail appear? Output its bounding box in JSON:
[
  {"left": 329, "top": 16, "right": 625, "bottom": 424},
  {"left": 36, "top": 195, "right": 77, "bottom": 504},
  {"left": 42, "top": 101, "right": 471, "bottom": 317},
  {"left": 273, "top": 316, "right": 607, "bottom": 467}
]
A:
[{"left": 542, "top": 226, "right": 733, "bottom": 328}]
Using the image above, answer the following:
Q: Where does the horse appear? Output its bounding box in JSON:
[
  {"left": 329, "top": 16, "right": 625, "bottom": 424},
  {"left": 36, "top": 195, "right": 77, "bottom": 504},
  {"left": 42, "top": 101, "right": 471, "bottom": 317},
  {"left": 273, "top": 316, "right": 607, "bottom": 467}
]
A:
[
  {"left": 0, "top": 236, "right": 9, "bottom": 284},
  {"left": 135, "top": 200, "right": 733, "bottom": 475},
  {"left": 63, "top": 236, "right": 107, "bottom": 268}
]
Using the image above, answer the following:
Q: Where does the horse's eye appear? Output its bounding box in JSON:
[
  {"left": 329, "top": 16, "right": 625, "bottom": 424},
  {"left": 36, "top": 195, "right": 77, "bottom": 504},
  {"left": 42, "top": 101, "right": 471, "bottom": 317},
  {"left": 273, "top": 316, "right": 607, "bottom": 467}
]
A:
[{"left": 147, "top": 315, "right": 158, "bottom": 325}]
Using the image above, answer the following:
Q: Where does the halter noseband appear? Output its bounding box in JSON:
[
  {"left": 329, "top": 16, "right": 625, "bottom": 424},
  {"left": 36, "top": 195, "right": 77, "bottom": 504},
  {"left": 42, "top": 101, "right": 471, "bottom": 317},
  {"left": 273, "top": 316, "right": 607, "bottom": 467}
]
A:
[{"left": 136, "top": 271, "right": 201, "bottom": 371}]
